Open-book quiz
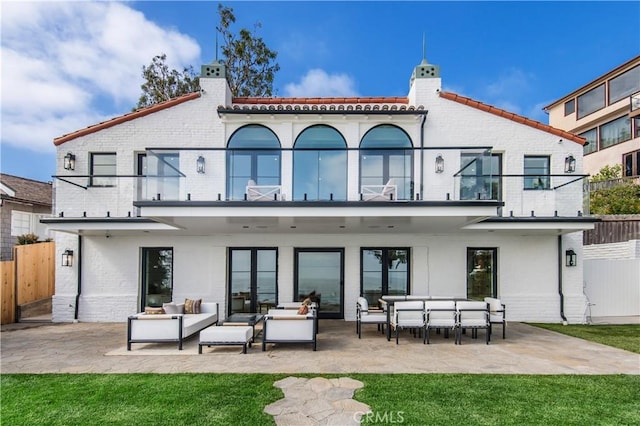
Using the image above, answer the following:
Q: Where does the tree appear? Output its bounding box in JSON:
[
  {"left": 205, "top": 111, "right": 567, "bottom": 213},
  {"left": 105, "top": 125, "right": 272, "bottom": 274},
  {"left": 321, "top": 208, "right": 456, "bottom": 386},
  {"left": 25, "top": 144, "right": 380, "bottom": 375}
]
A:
[
  {"left": 217, "top": 4, "right": 280, "bottom": 97},
  {"left": 136, "top": 54, "right": 200, "bottom": 110},
  {"left": 589, "top": 164, "right": 640, "bottom": 214}
]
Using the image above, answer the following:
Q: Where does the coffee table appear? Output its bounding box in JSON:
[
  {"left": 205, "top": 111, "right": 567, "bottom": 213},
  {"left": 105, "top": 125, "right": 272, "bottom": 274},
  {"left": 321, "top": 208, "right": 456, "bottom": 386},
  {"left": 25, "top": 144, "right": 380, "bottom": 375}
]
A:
[{"left": 221, "top": 313, "right": 264, "bottom": 342}]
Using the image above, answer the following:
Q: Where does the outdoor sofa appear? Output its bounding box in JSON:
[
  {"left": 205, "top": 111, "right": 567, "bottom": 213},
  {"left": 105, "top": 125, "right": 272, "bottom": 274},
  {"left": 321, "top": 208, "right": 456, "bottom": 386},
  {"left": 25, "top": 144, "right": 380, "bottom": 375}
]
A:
[{"left": 127, "top": 302, "right": 219, "bottom": 350}]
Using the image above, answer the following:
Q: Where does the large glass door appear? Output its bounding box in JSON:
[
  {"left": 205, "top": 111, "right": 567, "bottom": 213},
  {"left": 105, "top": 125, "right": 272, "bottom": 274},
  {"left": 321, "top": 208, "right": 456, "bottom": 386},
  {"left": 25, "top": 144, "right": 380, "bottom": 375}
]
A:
[
  {"left": 294, "top": 249, "right": 344, "bottom": 319},
  {"left": 141, "top": 247, "right": 173, "bottom": 310},
  {"left": 228, "top": 248, "right": 278, "bottom": 315},
  {"left": 466, "top": 248, "right": 497, "bottom": 300},
  {"left": 361, "top": 248, "right": 410, "bottom": 307}
]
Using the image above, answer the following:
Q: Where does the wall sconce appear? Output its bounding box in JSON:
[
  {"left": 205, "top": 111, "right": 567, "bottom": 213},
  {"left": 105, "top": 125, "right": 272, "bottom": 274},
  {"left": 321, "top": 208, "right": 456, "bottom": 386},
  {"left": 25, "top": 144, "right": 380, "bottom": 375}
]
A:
[
  {"left": 565, "top": 249, "right": 576, "bottom": 267},
  {"left": 63, "top": 152, "right": 76, "bottom": 171},
  {"left": 435, "top": 154, "right": 444, "bottom": 173},
  {"left": 564, "top": 154, "right": 576, "bottom": 173},
  {"left": 196, "top": 155, "right": 205, "bottom": 174},
  {"left": 61, "top": 249, "right": 74, "bottom": 267}
]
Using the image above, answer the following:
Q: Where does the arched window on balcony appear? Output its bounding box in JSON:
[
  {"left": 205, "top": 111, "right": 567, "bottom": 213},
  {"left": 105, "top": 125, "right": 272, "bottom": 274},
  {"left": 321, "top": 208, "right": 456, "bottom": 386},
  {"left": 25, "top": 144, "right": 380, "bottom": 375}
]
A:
[
  {"left": 360, "top": 125, "right": 413, "bottom": 200},
  {"left": 293, "top": 125, "right": 347, "bottom": 201},
  {"left": 227, "top": 125, "right": 281, "bottom": 200}
]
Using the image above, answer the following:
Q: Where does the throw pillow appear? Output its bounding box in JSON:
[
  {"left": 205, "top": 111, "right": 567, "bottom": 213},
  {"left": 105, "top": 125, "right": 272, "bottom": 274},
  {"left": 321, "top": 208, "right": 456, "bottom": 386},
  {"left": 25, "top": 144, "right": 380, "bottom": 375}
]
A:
[
  {"left": 297, "top": 305, "right": 309, "bottom": 315},
  {"left": 301, "top": 297, "right": 312, "bottom": 306},
  {"left": 184, "top": 298, "right": 202, "bottom": 314},
  {"left": 163, "top": 303, "right": 178, "bottom": 314}
]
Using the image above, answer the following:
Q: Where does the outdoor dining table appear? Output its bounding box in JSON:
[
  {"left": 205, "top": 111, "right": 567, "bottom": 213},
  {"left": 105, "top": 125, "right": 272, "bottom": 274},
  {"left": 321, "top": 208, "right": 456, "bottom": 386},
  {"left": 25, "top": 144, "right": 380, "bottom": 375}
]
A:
[{"left": 378, "top": 295, "right": 468, "bottom": 341}]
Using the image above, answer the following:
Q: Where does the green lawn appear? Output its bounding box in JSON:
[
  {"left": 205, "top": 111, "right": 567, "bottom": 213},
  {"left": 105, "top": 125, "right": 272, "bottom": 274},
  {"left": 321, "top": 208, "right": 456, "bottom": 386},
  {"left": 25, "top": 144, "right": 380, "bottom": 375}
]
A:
[
  {"left": 528, "top": 323, "right": 640, "bottom": 354},
  {"left": 2, "top": 374, "right": 639, "bottom": 425}
]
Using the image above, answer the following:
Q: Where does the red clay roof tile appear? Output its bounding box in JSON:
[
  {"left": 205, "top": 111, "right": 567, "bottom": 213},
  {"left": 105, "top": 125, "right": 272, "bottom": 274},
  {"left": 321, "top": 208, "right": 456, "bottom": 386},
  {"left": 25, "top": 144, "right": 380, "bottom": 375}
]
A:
[{"left": 439, "top": 91, "right": 585, "bottom": 145}]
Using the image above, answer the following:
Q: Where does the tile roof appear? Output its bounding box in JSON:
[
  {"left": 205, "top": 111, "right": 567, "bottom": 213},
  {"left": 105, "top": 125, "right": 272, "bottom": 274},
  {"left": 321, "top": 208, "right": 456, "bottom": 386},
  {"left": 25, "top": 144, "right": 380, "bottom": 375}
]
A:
[
  {"left": 54, "top": 92, "right": 201, "bottom": 146},
  {"left": 0, "top": 174, "right": 53, "bottom": 206},
  {"left": 439, "top": 91, "right": 586, "bottom": 145},
  {"left": 233, "top": 96, "right": 408, "bottom": 104}
]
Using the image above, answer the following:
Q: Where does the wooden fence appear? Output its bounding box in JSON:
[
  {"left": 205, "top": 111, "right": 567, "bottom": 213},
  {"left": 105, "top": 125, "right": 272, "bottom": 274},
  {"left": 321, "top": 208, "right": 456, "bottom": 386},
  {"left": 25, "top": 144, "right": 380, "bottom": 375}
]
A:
[
  {"left": 584, "top": 215, "right": 640, "bottom": 245},
  {"left": 0, "top": 242, "right": 55, "bottom": 324}
]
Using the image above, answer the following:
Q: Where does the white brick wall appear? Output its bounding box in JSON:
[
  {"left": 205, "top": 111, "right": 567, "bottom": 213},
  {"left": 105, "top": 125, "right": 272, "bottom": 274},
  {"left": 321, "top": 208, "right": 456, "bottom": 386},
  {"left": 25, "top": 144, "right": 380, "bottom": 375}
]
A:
[
  {"left": 584, "top": 240, "right": 640, "bottom": 260},
  {"left": 51, "top": 68, "right": 589, "bottom": 324}
]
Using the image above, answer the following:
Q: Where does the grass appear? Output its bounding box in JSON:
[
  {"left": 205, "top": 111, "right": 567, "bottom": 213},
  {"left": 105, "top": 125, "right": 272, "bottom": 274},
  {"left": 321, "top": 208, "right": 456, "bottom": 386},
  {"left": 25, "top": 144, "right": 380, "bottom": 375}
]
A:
[
  {"left": 2, "top": 374, "right": 639, "bottom": 425},
  {"left": 528, "top": 323, "right": 640, "bottom": 354}
]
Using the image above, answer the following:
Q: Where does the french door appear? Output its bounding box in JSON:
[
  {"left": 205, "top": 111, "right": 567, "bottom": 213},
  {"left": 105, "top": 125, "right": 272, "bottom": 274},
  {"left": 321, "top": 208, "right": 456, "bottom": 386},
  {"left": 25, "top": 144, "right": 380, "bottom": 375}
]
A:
[
  {"left": 140, "top": 247, "right": 173, "bottom": 311},
  {"left": 294, "top": 248, "right": 344, "bottom": 319},
  {"left": 228, "top": 248, "right": 278, "bottom": 315},
  {"left": 361, "top": 248, "right": 410, "bottom": 307}
]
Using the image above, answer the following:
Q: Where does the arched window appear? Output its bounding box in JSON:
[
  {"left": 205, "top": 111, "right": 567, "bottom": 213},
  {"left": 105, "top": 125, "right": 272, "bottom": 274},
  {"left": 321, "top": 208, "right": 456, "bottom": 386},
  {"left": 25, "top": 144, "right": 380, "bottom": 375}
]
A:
[
  {"left": 227, "top": 125, "right": 281, "bottom": 200},
  {"left": 360, "top": 125, "right": 413, "bottom": 200},
  {"left": 293, "top": 125, "right": 347, "bottom": 201}
]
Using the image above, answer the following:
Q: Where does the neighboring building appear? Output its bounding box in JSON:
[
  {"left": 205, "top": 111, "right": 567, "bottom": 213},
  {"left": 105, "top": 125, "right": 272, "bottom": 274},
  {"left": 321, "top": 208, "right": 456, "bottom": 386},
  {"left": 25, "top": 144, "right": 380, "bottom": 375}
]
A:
[
  {"left": 545, "top": 55, "right": 640, "bottom": 177},
  {"left": 44, "top": 58, "right": 597, "bottom": 324},
  {"left": 0, "top": 174, "right": 53, "bottom": 260}
]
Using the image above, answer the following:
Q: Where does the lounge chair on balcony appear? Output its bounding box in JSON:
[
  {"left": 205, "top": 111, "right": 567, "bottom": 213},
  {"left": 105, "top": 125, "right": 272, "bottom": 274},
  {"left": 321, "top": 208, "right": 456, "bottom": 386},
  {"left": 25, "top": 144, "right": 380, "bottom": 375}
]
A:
[
  {"left": 361, "top": 178, "right": 397, "bottom": 201},
  {"left": 246, "top": 179, "right": 282, "bottom": 201}
]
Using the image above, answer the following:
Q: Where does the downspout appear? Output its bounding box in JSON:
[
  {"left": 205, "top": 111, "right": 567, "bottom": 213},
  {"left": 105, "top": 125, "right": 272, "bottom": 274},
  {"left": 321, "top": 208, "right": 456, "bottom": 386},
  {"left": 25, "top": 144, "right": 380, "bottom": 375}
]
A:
[
  {"left": 419, "top": 112, "right": 427, "bottom": 199},
  {"left": 557, "top": 235, "right": 567, "bottom": 325},
  {"left": 74, "top": 235, "right": 82, "bottom": 321}
]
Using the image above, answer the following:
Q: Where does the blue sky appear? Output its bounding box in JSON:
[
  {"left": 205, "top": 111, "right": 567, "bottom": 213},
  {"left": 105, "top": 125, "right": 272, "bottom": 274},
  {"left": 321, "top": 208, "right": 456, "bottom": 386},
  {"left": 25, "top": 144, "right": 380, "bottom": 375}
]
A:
[{"left": 1, "top": 1, "right": 639, "bottom": 182}]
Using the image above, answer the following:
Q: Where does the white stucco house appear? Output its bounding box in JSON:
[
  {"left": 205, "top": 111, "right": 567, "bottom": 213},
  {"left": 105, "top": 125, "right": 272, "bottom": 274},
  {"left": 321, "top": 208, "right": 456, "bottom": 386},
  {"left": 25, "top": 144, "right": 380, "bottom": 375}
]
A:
[{"left": 44, "top": 58, "right": 597, "bottom": 324}]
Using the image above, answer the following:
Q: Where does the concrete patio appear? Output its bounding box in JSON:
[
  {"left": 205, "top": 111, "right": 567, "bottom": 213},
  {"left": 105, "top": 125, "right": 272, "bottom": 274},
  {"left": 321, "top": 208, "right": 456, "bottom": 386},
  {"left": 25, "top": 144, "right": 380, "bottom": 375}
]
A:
[{"left": 1, "top": 320, "right": 638, "bottom": 374}]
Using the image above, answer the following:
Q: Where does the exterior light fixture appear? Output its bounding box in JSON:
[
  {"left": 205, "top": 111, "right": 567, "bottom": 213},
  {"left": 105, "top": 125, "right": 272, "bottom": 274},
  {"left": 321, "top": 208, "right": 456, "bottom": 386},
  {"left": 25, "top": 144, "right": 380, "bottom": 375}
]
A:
[
  {"left": 435, "top": 154, "right": 444, "bottom": 173},
  {"left": 196, "top": 155, "right": 205, "bottom": 174},
  {"left": 565, "top": 249, "right": 576, "bottom": 267},
  {"left": 63, "top": 152, "right": 76, "bottom": 171},
  {"left": 62, "top": 249, "right": 74, "bottom": 267},
  {"left": 564, "top": 154, "right": 576, "bottom": 173}
]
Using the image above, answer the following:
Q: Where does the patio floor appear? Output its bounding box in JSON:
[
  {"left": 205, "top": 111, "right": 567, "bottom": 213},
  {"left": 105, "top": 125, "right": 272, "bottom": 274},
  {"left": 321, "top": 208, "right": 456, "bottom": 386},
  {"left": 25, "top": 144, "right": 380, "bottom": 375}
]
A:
[{"left": 1, "top": 320, "right": 638, "bottom": 374}]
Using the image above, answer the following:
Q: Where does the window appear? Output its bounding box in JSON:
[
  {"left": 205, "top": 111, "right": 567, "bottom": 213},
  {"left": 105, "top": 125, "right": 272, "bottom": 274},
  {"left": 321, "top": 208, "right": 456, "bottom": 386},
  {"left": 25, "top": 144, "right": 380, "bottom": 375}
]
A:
[
  {"left": 293, "top": 125, "right": 347, "bottom": 201},
  {"left": 467, "top": 248, "right": 497, "bottom": 300},
  {"left": 524, "top": 156, "right": 550, "bottom": 190},
  {"left": 460, "top": 153, "right": 502, "bottom": 200},
  {"left": 228, "top": 248, "right": 277, "bottom": 315},
  {"left": 600, "top": 116, "right": 631, "bottom": 149},
  {"left": 361, "top": 248, "right": 410, "bottom": 308},
  {"left": 623, "top": 150, "right": 640, "bottom": 177},
  {"left": 141, "top": 248, "right": 173, "bottom": 310},
  {"left": 577, "top": 84, "right": 605, "bottom": 119},
  {"left": 564, "top": 99, "right": 575, "bottom": 116},
  {"left": 295, "top": 248, "right": 344, "bottom": 319},
  {"left": 580, "top": 128, "right": 598, "bottom": 155},
  {"left": 360, "top": 125, "right": 413, "bottom": 200},
  {"left": 634, "top": 117, "right": 640, "bottom": 139},
  {"left": 227, "top": 125, "right": 281, "bottom": 200},
  {"left": 609, "top": 65, "right": 640, "bottom": 104},
  {"left": 11, "top": 211, "right": 31, "bottom": 236},
  {"left": 90, "top": 153, "right": 116, "bottom": 186}
]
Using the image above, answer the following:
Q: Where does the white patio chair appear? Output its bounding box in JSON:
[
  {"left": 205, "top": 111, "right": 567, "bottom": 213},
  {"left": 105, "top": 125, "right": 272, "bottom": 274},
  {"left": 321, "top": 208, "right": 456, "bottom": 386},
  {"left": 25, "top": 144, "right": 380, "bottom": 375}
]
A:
[
  {"left": 456, "top": 301, "right": 490, "bottom": 345},
  {"left": 424, "top": 300, "right": 457, "bottom": 344},
  {"left": 356, "top": 297, "right": 386, "bottom": 338},
  {"left": 390, "top": 301, "right": 425, "bottom": 344},
  {"left": 246, "top": 179, "right": 281, "bottom": 201},
  {"left": 484, "top": 297, "right": 506, "bottom": 339},
  {"left": 361, "top": 178, "right": 397, "bottom": 201}
]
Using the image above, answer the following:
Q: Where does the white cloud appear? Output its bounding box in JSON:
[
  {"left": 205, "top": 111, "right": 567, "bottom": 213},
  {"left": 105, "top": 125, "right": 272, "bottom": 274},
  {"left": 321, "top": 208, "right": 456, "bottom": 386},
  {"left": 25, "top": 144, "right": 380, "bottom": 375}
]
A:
[
  {"left": 284, "top": 69, "right": 359, "bottom": 97},
  {"left": 1, "top": 2, "right": 201, "bottom": 152}
]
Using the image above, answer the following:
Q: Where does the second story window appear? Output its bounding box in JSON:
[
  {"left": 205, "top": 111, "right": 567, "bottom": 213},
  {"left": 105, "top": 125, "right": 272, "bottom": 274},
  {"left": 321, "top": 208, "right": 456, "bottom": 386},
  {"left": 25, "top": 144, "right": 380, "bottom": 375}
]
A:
[
  {"left": 293, "top": 125, "right": 347, "bottom": 201},
  {"left": 90, "top": 153, "right": 116, "bottom": 187},
  {"left": 608, "top": 65, "right": 640, "bottom": 104},
  {"left": 564, "top": 99, "right": 575, "bottom": 116},
  {"left": 227, "top": 125, "right": 281, "bottom": 201},
  {"left": 460, "top": 153, "right": 502, "bottom": 200},
  {"left": 600, "top": 116, "right": 632, "bottom": 149},
  {"left": 580, "top": 128, "right": 598, "bottom": 155},
  {"left": 360, "top": 125, "right": 413, "bottom": 201},
  {"left": 523, "top": 156, "right": 550, "bottom": 190}
]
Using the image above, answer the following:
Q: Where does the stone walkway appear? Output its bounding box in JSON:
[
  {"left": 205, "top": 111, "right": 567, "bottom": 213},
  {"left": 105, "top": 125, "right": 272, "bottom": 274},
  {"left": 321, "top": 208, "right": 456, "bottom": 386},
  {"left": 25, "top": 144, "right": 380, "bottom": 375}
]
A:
[{"left": 265, "top": 377, "right": 370, "bottom": 426}]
